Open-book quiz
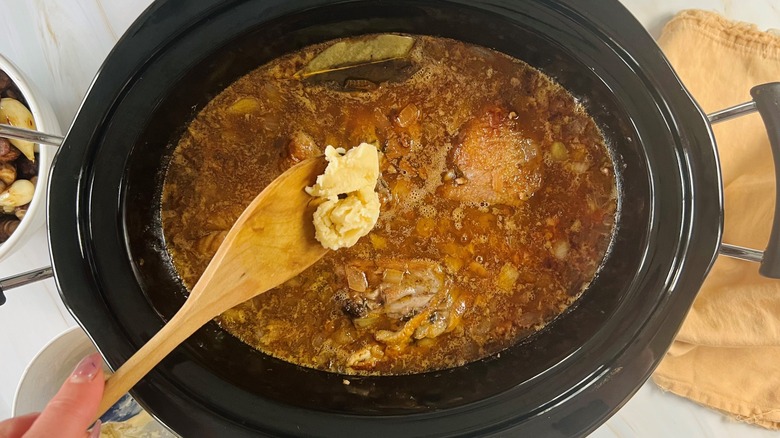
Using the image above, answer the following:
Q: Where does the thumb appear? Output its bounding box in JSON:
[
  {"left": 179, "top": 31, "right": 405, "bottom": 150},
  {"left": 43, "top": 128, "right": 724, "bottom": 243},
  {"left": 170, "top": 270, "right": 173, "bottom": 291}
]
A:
[{"left": 23, "top": 353, "right": 105, "bottom": 438}]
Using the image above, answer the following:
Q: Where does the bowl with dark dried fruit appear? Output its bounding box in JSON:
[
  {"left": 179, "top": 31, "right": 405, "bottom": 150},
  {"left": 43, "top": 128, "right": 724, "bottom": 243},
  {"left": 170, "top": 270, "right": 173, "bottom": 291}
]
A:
[{"left": 0, "top": 54, "right": 60, "bottom": 261}]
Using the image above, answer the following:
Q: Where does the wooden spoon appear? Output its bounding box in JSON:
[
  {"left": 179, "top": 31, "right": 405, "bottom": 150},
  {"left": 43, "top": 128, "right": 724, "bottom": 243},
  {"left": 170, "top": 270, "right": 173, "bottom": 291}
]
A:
[{"left": 95, "top": 156, "right": 329, "bottom": 420}]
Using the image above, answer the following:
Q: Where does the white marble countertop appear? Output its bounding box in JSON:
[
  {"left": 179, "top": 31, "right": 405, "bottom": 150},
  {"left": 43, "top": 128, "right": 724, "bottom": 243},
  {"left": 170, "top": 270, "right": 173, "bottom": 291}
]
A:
[{"left": 0, "top": 1, "right": 777, "bottom": 436}]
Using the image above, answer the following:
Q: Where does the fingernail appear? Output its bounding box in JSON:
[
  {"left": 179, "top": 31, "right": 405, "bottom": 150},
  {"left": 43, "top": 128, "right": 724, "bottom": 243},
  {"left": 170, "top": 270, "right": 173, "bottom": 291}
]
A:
[
  {"left": 88, "top": 419, "right": 102, "bottom": 438},
  {"left": 70, "top": 352, "right": 101, "bottom": 383}
]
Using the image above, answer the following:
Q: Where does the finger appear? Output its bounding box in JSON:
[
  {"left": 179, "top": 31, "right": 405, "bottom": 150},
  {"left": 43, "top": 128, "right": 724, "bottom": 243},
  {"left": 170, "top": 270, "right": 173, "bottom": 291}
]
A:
[
  {"left": 0, "top": 412, "right": 39, "bottom": 438},
  {"left": 23, "top": 353, "right": 105, "bottom": 438}
]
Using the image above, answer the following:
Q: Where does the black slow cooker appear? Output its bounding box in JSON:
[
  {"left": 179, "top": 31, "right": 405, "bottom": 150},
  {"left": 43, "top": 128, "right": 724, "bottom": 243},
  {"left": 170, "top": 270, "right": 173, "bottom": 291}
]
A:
[{"left": 2, "top": 0, "right": 779, "bottom": 436}]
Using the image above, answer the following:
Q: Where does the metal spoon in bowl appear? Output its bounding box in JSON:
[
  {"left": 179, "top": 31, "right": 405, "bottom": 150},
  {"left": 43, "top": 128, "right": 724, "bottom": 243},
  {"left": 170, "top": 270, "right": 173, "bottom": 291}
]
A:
[{"left": 0, "top": 123, "right": 63, "bottom": 147}]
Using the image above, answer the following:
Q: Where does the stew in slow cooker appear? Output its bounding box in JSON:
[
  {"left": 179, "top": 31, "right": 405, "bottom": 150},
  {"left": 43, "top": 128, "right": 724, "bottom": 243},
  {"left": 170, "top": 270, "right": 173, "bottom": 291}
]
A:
[{"left": 161, "top": 34, "right": 618, "bottom": 375}]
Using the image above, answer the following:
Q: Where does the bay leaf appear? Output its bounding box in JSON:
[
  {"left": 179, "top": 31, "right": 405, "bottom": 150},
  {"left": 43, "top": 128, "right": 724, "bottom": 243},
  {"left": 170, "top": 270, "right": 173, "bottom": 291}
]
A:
[{"left": 296, "top": 34, "right": 415, "bottom": 82}]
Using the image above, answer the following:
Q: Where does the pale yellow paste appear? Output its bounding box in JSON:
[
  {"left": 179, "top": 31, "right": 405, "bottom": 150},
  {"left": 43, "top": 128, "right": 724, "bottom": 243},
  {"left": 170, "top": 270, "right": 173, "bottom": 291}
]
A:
[{"left": 306, "top": 143, "right": 380, "bottom": 250}]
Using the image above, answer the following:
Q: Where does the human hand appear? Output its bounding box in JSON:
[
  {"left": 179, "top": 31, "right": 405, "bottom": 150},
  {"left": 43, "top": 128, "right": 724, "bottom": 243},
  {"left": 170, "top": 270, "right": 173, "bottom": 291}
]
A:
[{"left": 0, "top": 352, "right": 105, "bottom": 438}]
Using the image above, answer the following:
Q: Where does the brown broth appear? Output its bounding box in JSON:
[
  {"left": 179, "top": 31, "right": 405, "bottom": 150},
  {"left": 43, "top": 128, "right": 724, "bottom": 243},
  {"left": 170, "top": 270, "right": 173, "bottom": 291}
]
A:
[{"left": 161, "top": 35, "right": 617, "bottom": 375}]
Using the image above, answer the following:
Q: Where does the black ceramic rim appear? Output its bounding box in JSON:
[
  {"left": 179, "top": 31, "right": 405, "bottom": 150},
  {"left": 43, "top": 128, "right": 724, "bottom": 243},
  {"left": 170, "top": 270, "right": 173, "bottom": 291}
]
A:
[{"left": 48, "top": 0, "right": 722, "bottom": 436}]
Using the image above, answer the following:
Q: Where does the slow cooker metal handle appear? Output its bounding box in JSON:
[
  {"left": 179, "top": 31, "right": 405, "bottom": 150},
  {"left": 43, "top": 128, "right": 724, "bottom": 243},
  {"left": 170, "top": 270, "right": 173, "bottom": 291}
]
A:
[
  {"left": 709, "top": 82, "right": 780, "bottom": 278},
  {"left": 0, "top": 266, "right": 53, "bottom": 305}
]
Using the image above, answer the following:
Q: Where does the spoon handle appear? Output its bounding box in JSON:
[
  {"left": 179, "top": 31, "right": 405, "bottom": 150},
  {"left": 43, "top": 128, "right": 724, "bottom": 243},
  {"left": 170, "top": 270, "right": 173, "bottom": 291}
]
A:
[
  {"left": 94, "top": 299, "right": 211, "bottom": 421},
  {"left": 0, "top": 123, "right": 63, "bottom": 147},
  {"left": 92, "top": 156, "right": 329, "bottom": 421}
]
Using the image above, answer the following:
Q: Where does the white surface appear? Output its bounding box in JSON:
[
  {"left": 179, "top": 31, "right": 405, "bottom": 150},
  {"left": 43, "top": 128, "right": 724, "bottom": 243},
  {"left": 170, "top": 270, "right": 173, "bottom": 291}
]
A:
[{"left": 0, "top": 0, "right": 777, "bottom": 436}]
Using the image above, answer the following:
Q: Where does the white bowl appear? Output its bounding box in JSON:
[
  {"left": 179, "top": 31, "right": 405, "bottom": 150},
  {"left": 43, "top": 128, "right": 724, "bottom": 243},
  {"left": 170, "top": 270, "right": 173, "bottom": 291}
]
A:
[
  {"left": 0, "top": 54, "right": 60, "bottom": 262},
  {"left": 12, "top": 327, "right": 96, "bottom": 416},
  {"left": 13, "top": 326, "right": 176, "bottom": 437}
]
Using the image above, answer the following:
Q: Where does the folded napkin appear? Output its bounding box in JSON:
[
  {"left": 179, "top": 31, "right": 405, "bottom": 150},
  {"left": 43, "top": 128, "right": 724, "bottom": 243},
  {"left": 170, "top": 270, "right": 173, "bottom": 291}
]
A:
[{"left": 652, "top": 10, "right": 780, "bottom": 430}]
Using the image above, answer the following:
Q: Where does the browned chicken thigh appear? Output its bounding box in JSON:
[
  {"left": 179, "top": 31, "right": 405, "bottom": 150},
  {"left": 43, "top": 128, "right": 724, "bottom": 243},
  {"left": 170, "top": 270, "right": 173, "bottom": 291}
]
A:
[{"left": 442, "top": 106, "right": 543, "bottom": 206}]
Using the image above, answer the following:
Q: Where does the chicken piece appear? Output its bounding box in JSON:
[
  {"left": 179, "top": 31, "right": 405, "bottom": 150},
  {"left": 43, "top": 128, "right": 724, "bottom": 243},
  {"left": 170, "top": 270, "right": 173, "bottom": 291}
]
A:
[
  {"left": 335, "top": 287, "right": 381, "bottom": 318},
  {"left": 280, "top": 131, "right": 319, "bottom": 170},
  {"left": 336, "top": 259, "right": 457, "bottom": 346},
  {"left": 441, "top": 106, "right": 542, "bottom": 206},
  {"left": 413, "top": 293, "right": 454, "bottom": 340},
  {"left": 337, "top": 259, "right": 446, "bottom": 319}
]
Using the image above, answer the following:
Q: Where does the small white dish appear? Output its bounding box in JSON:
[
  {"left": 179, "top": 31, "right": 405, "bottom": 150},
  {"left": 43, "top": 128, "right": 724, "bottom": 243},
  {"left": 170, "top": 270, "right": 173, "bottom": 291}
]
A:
[
  {"left": 12, "top": 326, "right": 95, "bottom": 416},
  {"left": 0, "top": 53, "right": 61, "bottom": 262},
  {"left": 13, "top": 326, "right": 176, "bottom": 437}
]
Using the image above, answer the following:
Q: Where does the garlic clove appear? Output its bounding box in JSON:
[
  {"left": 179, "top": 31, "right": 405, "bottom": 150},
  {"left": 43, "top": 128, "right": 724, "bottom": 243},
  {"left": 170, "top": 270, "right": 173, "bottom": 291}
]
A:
[
  {"left": 0, "top": 179, "right": 34, "bottom": 208},
  {"left": 0, "top": 162, "right": 16, "bottom": 185},
  {"left": 14, "top": 202, "right": 29, "bottom": 221},
  {"left": 0, "top": 98, "right": 36, "bottom": 161}
]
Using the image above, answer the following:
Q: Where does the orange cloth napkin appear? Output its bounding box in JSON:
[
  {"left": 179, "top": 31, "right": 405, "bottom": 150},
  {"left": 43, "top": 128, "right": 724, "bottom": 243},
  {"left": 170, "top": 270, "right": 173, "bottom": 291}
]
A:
[{"left": 652, "top": 10, "right": 780, "bottom": 430}]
